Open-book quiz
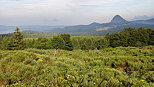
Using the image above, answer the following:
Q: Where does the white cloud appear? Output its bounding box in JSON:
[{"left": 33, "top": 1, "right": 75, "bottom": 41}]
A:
[{"left": 0, "top": 0, "right": 154, "bottom": 25}]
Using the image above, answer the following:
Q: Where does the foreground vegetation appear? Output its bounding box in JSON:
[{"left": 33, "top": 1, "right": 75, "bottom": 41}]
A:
[
  {"left": 0, "top": 27, "right": 153, "bottom": 86},
  {"left": 0, "top": 46, "right": 154, "bottom": 86}
]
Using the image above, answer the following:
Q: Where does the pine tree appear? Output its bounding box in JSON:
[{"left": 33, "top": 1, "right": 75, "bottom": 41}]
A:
[{"left": 8, "top": 27, "right": 25, "bottom": 50}]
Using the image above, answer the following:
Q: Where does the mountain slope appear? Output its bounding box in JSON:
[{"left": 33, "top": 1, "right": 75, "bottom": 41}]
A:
[
  {"left": 1, "top": 15, "right": 154, "bottom": 36},
  {"left": 110, "top": 15, "right": 129, "bottom": 24},
  {"left": 52, "top": 22, "right": 101, "bottom": 33},
  {"left": 0, "top": 25, "right": 65, "bottom": 34},
  {"left": 132, "top": 18, "right": 154, "bottom": 24},
  {"left": 49, "top": 15, "right": 154, "bottom": 34}
]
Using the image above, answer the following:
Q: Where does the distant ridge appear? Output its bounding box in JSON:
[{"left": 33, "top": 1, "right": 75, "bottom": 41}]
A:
[
  {"left": 1, "top": 15, "right": 154, "bottom": 36},
  {"left": 110, "top": 15, "right": 129, "bottom": 24}
]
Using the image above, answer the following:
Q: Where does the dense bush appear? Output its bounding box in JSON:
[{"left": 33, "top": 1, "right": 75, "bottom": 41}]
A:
[{"left": 0, "top": 46, "right": 153, "bottom": 86}]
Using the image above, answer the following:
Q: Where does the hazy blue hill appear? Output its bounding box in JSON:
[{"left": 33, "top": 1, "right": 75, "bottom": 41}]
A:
[
  {"left": 49, "top": 15, "right": 154, "bottom": 34},
  {"left": 0, "top": 25, "right": 16, "bottom": 34},
  {"left": 19, "top": 25, "right": 65, "bottom": 32},
  {"left": 0, "top": 25, "right": 65, "bottom": 34},
  {"left": 51, "top": 22, "right": 101, "bottom": 33},
  {"left": 110, "top": 15, "right": 129, "bottom": 24},
  {"left": 1, "top": 15, "right": 154, "bottom": 36},
  {"left": 0, "top": 31, "right": 59, "bottom": 38},
  {"left": 132, "top": 18, "right": 154, "bottom": 24}
]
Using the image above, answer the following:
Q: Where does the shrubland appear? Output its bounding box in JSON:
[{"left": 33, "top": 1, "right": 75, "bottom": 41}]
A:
[
  {"left": 0, "top": 27, "right": 154, "bottom": 87},
  {"left": 0, "top": 46, "right": 154, "bottom": 86}
]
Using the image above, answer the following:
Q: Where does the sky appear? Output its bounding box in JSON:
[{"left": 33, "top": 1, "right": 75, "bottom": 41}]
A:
[{"left": 0, "top": 0, "right": 154, "bottom": 26}]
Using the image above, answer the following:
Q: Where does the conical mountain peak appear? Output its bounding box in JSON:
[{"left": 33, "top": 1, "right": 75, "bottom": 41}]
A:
[{"left": 110, "top": 15, "right": 128, "bottom": 24}]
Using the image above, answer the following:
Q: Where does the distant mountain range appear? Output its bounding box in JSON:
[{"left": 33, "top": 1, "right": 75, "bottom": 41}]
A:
[
  {"left": 0, "top": 15, "right": 154, "bottom": 36},
  {"left": 50, "top": 15, "right": 154, "bottom": 33},
  {"left": 0, "top": 25, "right": 65, "bottom": 34}
]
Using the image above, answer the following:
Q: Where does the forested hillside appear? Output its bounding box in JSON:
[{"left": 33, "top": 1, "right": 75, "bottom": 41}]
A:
[{"left": 22, "top": 31, "right": 58, "bottom": 38}]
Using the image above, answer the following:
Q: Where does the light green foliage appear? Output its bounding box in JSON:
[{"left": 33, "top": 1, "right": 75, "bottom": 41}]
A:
[
  {"left": 24, "top": 38, "right": 37, "bottom": 48},
  {"left": 0, "top": 37, "right": 10, "bottom": 50},
  {"left": 36, "top": 38, "right": 51, "bottom": 49},
  {"left": 0, "top": 46, "right": 153, "bottom": 86}
]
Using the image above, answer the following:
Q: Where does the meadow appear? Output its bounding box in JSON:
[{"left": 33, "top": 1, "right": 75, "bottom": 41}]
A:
[{"left": 0, "top": 46, "right": 154, "bottom": 87}]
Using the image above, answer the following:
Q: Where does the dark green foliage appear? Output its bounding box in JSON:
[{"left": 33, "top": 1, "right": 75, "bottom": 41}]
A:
[
  {"left": 8, "top": 27, "right": 25, "bottom": 50},
  {"left": 51, "top": 35, "right": 65, "bottom": 50},
  {"left": 3, "top": 28, "right": 152, "bottom": 50},
  {"left": 148, "top": 29, "right": 154, "bottom": 45},
  {"left": 107, "top": 28, "right": 154, "bottom": 47},
  {"left": 106, "top": 33, "right": 128, "bottom": 47},
  {"left": 59, "top": 33, "right": 73, "bottom": 51},
  {"left": 0, "top": 36, "right": 2, "bottom": 46},
  {"left": 71, "top": 36, "right": 109, "bottom": 50},
  {"left": 95, "top": 37, "right": 109, "bottom": 50}
]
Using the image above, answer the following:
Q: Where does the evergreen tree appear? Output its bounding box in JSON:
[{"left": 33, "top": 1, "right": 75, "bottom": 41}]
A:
[{"left": 8, "top": 27, "right": 25, "bottom": 50}]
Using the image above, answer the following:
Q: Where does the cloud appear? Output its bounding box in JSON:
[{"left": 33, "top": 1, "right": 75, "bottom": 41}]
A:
[
  {"left": 133, "top": 15, "right": 153, "bottom": 20},
  {"left": 0, "top": 0, "right": 154, "bottom": 25}
]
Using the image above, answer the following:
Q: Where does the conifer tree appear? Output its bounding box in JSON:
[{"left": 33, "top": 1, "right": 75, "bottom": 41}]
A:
[{"left": 8, "top": 27, "right": 25, "bottom": 50}]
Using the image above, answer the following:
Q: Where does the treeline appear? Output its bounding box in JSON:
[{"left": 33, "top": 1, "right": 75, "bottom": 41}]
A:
[
  {"left": 0, "top": 27, "right": 154, "bottom": 50},
  {"left": 24, "top": 36, "right": 109, "bottom": 50},
  {"left": 22, "top": 31, "right": 58, "bottom": 38},
  {"left": 106, "top": 27, "right": 154, "bottom": 47},
  {"left": 0, "top": 28, "right": 74, "bottom": 51}
]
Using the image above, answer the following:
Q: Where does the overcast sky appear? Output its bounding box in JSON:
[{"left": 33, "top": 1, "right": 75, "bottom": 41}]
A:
[{"left": 0, "top": 0, "right": 154, "bottom": 26}]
